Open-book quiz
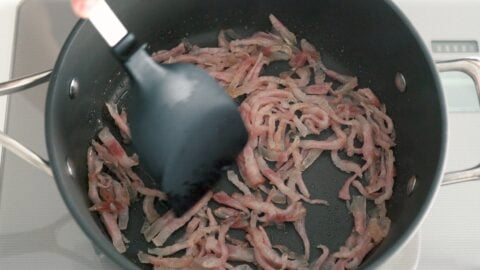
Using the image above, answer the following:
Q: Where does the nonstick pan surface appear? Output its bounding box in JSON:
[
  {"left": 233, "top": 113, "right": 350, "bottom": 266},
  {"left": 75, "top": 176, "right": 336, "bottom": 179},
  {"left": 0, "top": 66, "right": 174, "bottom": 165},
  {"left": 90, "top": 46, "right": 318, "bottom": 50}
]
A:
[{"left": 44, "top": 0, "right": 447, "bottom": 269}]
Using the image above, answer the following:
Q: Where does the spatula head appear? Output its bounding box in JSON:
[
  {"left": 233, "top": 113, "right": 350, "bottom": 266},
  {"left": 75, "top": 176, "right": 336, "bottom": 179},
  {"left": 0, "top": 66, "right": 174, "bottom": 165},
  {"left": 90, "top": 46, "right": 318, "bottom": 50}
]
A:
[{"left": 125, "top": 49, "right": 248, "bottom": 216}]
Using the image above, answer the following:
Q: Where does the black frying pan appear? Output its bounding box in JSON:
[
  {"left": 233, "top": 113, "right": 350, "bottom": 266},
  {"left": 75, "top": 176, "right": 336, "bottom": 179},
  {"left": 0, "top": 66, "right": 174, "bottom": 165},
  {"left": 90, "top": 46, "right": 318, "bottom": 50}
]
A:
[{"left": 1, "top": 0, "right": 479, "bottom": 269}]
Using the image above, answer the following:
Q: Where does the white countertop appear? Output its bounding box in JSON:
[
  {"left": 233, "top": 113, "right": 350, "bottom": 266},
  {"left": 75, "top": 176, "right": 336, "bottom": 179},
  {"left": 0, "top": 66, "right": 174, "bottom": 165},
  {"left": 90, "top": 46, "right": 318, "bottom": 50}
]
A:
[{"left": 0, "top": 0, "right": 17, "bottom": 133}]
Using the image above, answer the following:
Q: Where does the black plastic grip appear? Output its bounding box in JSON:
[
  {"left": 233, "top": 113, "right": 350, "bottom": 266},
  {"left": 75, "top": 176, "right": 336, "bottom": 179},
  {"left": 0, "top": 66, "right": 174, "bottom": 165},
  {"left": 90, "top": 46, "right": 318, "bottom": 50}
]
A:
[{"left": 112, "top": 33, "right": 141, "bottom": 62}]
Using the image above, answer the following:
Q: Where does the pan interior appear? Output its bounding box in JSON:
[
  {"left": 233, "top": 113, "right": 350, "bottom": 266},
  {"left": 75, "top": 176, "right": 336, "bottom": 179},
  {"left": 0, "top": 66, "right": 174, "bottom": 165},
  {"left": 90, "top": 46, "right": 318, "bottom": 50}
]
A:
[{"left": 46, "top": 0, "right": 446, "bottom": 269}]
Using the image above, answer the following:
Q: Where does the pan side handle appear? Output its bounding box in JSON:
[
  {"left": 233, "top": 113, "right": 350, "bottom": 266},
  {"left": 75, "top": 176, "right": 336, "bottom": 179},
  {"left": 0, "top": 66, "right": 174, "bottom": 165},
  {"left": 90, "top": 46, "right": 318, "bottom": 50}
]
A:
[
  {"left": 0, "top": 132, "right": 52, "bottom": 175},
  {"left": 437, "top": 58, "right": 480, "bottom": 186},
  {"left": 0, "top": 70, "right": 53, "bottom": 176},
  {"left": 443, "top": 166, "right": 480, "bottom": 186},
  {"left": 0, "top": 70, "right": 52, "bottom": 96}
]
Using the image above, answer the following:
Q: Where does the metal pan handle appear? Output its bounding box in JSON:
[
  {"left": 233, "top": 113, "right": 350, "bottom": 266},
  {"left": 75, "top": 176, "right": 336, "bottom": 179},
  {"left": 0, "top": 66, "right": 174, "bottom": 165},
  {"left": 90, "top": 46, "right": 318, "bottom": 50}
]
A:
[
  {"left": 437, "top": 57, "right": 480, "bottom": 105},
  {"left": 437, "top": 58, "right": 480, "bottom": 185},
  {"left": 0, "top": 70, "right": 53, "bottom": 176},
  {"left": 0, "top": 70, "right": 52, "bottom": 96}
]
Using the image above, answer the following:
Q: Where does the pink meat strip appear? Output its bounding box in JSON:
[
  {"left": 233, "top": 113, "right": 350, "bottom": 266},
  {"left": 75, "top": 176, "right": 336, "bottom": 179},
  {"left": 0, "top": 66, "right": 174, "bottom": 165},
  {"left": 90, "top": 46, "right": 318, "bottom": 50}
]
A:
[
  {"left": 367, "top": 214, "right": 391, "bottom": 243},
  {"left": 227, "top": 244, "right": 255, "bottom": 263},
  {"left": 273, "top": 119, "right": 289, "bottom": 151},
  {"left": 143, "top": 195, "right": 160, "bottom": 224},
  {"left": 112, "top": 180, "right": 130, "bottom": 230},
  {"left": 345, "top": 121, "right": 362, "bottom": 157},
  {"left": 151, "top": 42, "right": 186, "bottom": 62},
  {"left": 227, "top": 170, "right": 251, "bottom": 195},
  {"left": 148, "top": 225, "right": 218, "bottom": 257},
  {"left": 97, "top": 127, "right": 138, "bottom": 168},
  {"left": 264, "top": 44, "right": 293, "bottom": 62},
  {"left": 101, "top": 212, "right": 126, "bottom": 253},
  {"left": 357, "top": 115, "right": 376, "bottom": 172},
  {"left": 87, "top": 14, "right": 398, "bottom": 270},
  {"left": 218, "top": 223, "right": 230, "bottom": 267},
  {"left": 213, "top": 207, "right": 242, "bottom": 219},
  {"left": 311, "top": 245, "right": 330, "bottom": 270},
  {"left": 338, "top": 175, "right": 358, "bottom": 201},
  {"left": 125, "top": 168, "right": 144, "bottom": 192},
  {"left": 186, "top": 217, "right": 201, "bottom": 234},
  {"left": 331, "top": 150, "right": 363, "bottom": 176},
  {"left": 206, "top": 208, "right": 218, "bottom": 227},
  {"left": 217, "top": 30, "right": 229, "bottom": 48},
  {"left": 289, "top": 51, "right": 309, "bottom": 68},
  {"left": 293, "top": 67, "right": 311, "bottom": 87},
  {"left": 371, "top": 106, "right": 394, "bottom": 134},
  {"left": 143, "top": 210, "right": 176, "bottom": 242},
  {"left": 105, "top": 102, "right": 131, "bottom": 141},
  {"left": 289, "top": 169, "right": 310, "bottom": 198},
  {"left": 300, "top": 124, "right": 347, "bottom": 150},
  {"left": 267, "top": 114, "right": 279, "bottom": 149},
  {"left": 190, "top": 46, "right": 230, "bottom": 56},
  {"left": 91, "top": 140, "right": 117, "bottom": 167},
  {"left": 248, "top": 226, "right": 307, "bottom": 269},
  {"left": 349, "top": 196, "right": 367, "bottom": 234},
  {"left": 91, "top": 141, "right": 138, "bottom": 197},
  {"left": 301, "top": 107, "right": 329, "bottom": 131},
  {"left": 335, "top": 77, "right": 358, "bottom": 95},
  {"left": 269, "top": 14, "right": 297, "bottom": 45},
  {"left": 87, "top": 147, "right": 127, "bottom": 253},
  {"left": 138, "top": 252, "right": 194, "bottom": 268},
  {"left": 152, "top": 191, "right": 213, "bottom": 246},
  {"left": 277, "top": 158, "right": 294, "bottom": 180},
  {"left": 352, "top": 180, "right": 381, "bottom": 200},
  {"left": 370, "top": 119, "right": 396, "bottom": 150},
  {"left": 374, "top": 149, "right": 395, "bottom": 204},
  {"left": 87, "top": 147, "right": 103, "bottom": 188},
  {"left": 227, "top": 57, "right": 255, "bottom": 94},
  {"left": 213, "top": 191, "right": 249, "bottom": 213},
  {"left": 136, "top": 186, "right": 167, "bottom": 201},
  {"left": 237, "top": 146, "right": 266, "bottom": 187},
  {"left": 244, "top": 52, "right": 266, "bottom": 83},
  {"left": 230, "top": 35, "right": 283, "bottom": 48},
  {"left": 294, "top": 116, "right": 310, "bottom": 137},
  {"left": 301, "top": 149, "right": 323, "bottom": 171},
  {"left": 294, "top": 216, "right": 310, "bottom": 260},
  {"left": 332, "top": 258, "right": 349, "bottom": 270},
  {"left": 255, "top": 152, "right": 302, "bottom": 202},
  {"left": 236, "top": 76, "right": 289, "bottom": 97},
  {"left": 334, "top": 234, "right": 375, "bottom": 269},
  {"left": 96, "top": 172, "right": 113, "bottom": 189},
  {"left": 304, "top": 82, "right": 332, "bottom": 95},
  {"left": 232, "top": 193, "right": 306, "bottom": 224},
  {"left": 299, "top": 38, "right": 321, "bottom": 68},
  {"left": 357, "top": 88, "right": 380, "bottom": 107},
  {"left": 287, "top": 81, "right": 353, "bottom": 126},
  {"left": 266, "top": 187, "right": 287, "bottom": 204}
]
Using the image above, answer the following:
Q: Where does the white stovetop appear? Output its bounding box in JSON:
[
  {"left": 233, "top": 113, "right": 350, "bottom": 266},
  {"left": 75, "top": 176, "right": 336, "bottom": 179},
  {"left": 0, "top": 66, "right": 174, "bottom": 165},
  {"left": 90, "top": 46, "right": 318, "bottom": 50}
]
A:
[
  {"left": 0, "top": 0, "right": 479, "bottom": 269},
  {"left": 0, "top": 0, "right": 16, "bottom": 134}
]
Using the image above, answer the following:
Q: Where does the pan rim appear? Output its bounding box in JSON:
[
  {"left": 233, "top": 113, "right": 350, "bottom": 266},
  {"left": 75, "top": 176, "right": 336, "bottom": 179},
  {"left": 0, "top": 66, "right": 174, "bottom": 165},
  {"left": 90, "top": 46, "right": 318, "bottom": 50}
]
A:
[
  {"left": 44, "top": 1, "right": 449, "bottom": 269},
  {"left": 45, "top": 19, "right": 140, "bottom": 270},
  {"left": 362, "top": 0, "right": 448, "bottom": 269}
]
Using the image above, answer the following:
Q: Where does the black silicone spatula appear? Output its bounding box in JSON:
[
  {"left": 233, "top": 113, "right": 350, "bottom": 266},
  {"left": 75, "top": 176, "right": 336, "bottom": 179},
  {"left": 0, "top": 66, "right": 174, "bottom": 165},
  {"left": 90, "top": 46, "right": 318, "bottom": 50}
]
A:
[{"left": 85, "top": 0, "right": 248, "bottom": 215}]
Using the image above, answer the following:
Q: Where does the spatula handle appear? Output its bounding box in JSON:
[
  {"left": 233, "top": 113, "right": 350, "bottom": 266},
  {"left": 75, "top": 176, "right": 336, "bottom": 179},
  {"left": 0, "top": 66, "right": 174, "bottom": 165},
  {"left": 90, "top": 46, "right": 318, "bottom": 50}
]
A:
[
  {"left": 88, "top": 1, "right": 145, "bottom": 64},
  {"left": 88, "top": 0, "right": 128, "bottom": 47}
]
